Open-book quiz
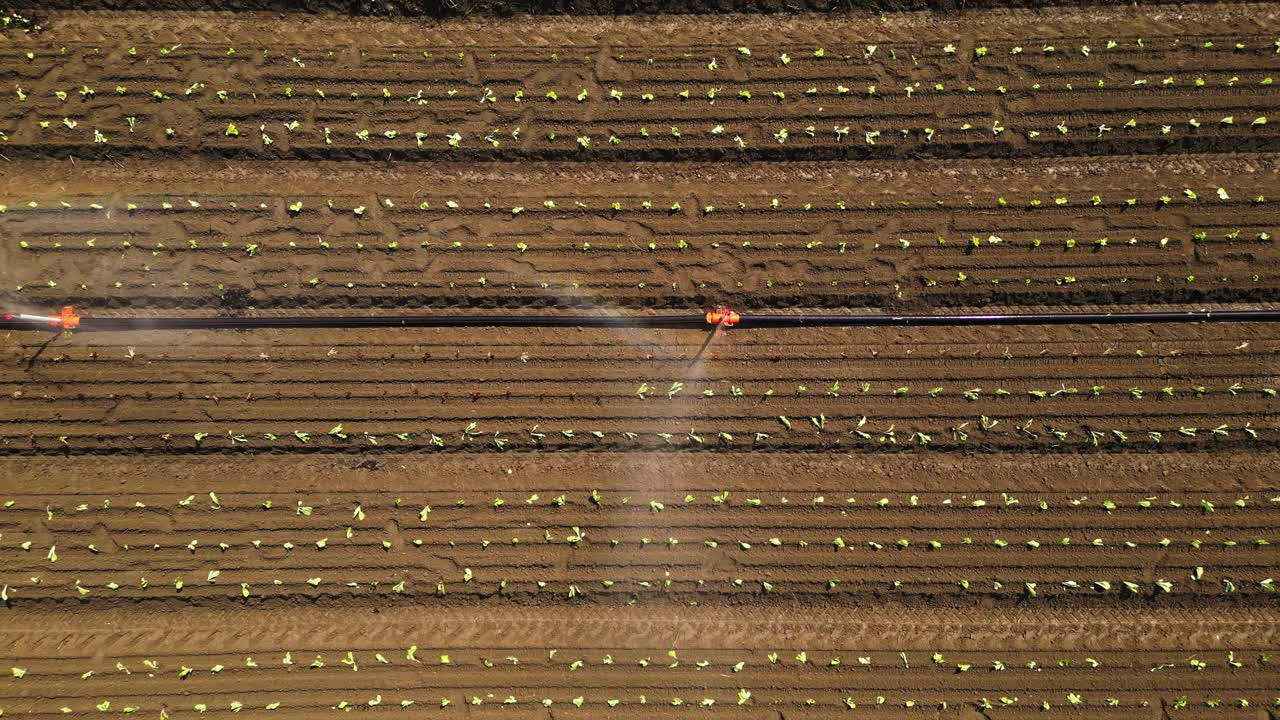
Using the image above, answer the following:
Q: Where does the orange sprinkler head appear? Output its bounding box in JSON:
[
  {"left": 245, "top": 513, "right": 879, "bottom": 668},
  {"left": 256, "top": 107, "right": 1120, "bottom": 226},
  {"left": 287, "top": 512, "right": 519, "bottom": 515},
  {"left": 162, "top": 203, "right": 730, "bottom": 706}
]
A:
[
  {"left": 59, "top": 306, "right": 80, "bottom": 330},
  {"left": 705, "top": 308, "right": 740, "bottom": 327}
]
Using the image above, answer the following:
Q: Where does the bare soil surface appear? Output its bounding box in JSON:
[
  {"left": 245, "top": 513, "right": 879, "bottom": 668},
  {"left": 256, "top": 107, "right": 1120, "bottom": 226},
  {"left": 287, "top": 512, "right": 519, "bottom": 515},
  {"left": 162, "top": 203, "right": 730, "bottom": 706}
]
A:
[
  {"left": 15, "top": 0, "right": 1271, "bottom": 16},
  {"left": 2, "top": 5, "right": 1279, "bottom": 719}
]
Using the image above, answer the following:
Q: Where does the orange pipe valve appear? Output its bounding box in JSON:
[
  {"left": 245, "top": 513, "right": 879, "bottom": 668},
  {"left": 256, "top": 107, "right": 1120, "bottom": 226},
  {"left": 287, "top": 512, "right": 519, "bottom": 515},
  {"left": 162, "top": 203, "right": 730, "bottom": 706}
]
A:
[
  {"left": 60, "top": 306, "right": 81, "bottom": 330},
  {"left": 705, "top": 308, "right": 740, "bottom": 327}
]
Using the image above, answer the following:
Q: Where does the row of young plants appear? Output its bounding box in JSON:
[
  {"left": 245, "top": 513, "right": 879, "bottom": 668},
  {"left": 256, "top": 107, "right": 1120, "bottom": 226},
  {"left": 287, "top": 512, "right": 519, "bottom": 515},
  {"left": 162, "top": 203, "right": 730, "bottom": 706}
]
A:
[
  {"left": 15, "top": 268, "right": 1269, "bottom": 295},
  {"left": 11, "top": 381, "right": 1276, "bottom": 402},
  {"left": 4, "top": 569, "right": 1276, "bottom": 604},
  {"left": 12, "top": 532, "right": 1277, "bottom": 557},
  {"left": 3, "top": 688, "right": 1271, "bottom": 717},
  {"left": 17, "top": 344, "right": 1235, "bottom": 363},
  {"left": 19, "top": 381, "right": 1272, "bottom": 405},
  {"left": 10, "top": 505, "right": 1275, "bottom": 559},
  {"left": 22, "top": 271, "right": 1269, "bottom": 297},
  {"left": 16, "top": 417, "right": 1273, "bottom": 450},
  {"left": 10, "top": 534, "right": 1276, "bottom": 585},
  {"left": 9, "top": 108, "right": 1272, "bottom": 150},
  {"left": 231, "top": 114, "right": 1277, "bottom": 146},
  {"left": 8, "top": 489, "right": 1275, "bottom": 515},
  {"left": 12, "top": 33, "right": 1277, "bottom": 70},
  {"left": 5, "top": 647, "right": 1274, "bottom": 714},
  {"left": 13, "top": 519, "right": 1279, "bottom": 553},
  {"left": 918, "top": 272, "right": 1268, "bottom": 290},
  {"left": 1, "top": 187, "right": 1256, "bottom": 216},
  {"left": 12, "top": 647, "right": 1269, "bottom": 677},
  {"left": 15, "top": 228, "right": 1270, "bottom": 257},
  {"left": 11, "top": 238, "right": 1270, "bottom": 290},
  {"left": 8, "top": 503, "right": 1277, "bottom": 595},
  {"left": 14, "top": 66, "right": 1276, "bottom": 117},
  {"left": 14, "top": 270, "right": 1273, "bottom": 296}
]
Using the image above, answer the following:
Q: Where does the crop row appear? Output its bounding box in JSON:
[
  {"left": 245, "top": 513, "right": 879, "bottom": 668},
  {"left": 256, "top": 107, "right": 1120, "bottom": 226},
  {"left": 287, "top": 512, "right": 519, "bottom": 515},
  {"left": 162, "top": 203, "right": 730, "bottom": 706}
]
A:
[
  {"left": 8, "top": 489, "right": 1277, "bottom": 513},
  {"left": 5, "top": 37, "right": 1275, "bottom": 115},
  {"left": 8, "top": 269, "right": 1271, "bottom": 301},
  {"left": 2, "top": 39, "right": 1276, "bottom": 157},
  {"left": 2, "top": 681, "right": 1269, "bottom": 712},
  {"left": 11, "top": 499, "right": 1277, "bottom": 534},
  {"left": 5, "top": 536, "right": 1276, "bottom": 578},
  {"left": 10, "top": 32, "right": 1278, "bottom": 64},
  {"left": 4, "top": 645, "right": 1277, "bottom": 717},
  {"left": 11, "top": 70, "right": 1277, "bottom": 110},
  {"left": 6, "top": 36, "right": 1276, "bottom": 105},
  {"left": 9, "top": 380, "right": 1276, "bottom": 402},
  {"left": 4, "top": 110, "right": 1277, "bottom": 158},
  {"left": 10, "top": 231, "right": 1273, "bottom": 256},
  {"left": 14, "top": 530, "right": 1270, "bottom": 555},
  {"left": 5, "top": 491, "right": 1279, "bottom": 600},
  {"left": 12, "top": 228, "right": 1269, "bottom": 249},
  {"left": 11, "top": 520, "right": 1280, "bottom": 554},
  {"left": 9, "top": 330, "right": 1266, "bottom": 381},
  {"left": 4, "top": 186, "right": 1267, "bottom": 213},
  {"left": 3, "top": 417, "right": 1274, "bottom": 452},
  {"left": 11, "top": 273, "right": 1273, "bottom": 309},
  {"left": 10, "top": 389, "right": 1277, "bottom": 425},
  {"left": 11, "top": 647, "right": 1272, "bottom": 676},
  {"left": 9, "top": 226, "right": 1270, "bottom": 260},
  {"left": 2, "top": 570, "right": 1277, "bottom": 605},
  {"left": 6, "top": 74, "right": 1275, "bottom": 127},
  {"left": 6, "top": 497, "right": 1279, "bottom": 543},
  {"left": 5, "top": 184, "right": 1274, "bottom": 304},
  {"left": 4, "top": 189, "right": 1268, "bottom": 253}
]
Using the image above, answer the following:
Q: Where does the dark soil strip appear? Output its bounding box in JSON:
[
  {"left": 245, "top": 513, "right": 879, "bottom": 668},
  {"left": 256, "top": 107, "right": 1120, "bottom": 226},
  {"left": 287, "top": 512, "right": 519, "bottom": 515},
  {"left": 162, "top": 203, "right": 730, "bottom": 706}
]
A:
[{"left": 15, "top": 0, "right": 1268, "bottom": 17}]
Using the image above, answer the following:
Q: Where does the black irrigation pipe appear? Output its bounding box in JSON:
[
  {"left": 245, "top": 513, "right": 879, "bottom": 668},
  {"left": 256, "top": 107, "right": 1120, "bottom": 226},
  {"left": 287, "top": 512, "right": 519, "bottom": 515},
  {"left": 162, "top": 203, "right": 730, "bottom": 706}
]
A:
[
  {"left": 737, "top": 309, "right": 1280, "bottom": 328},
  {"left": 79, "top": 314, "right": 708, "bottom": 330},
  {"left": 4, "top": 308, "right": 1280, "bottom": 332}
]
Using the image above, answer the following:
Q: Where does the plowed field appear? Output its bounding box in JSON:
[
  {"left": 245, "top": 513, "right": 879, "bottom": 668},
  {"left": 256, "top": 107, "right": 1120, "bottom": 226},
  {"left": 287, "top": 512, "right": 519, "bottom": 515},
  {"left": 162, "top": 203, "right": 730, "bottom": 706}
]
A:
[{"left": 2, "top": 4, "right": 1279, "bottom": 719}]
